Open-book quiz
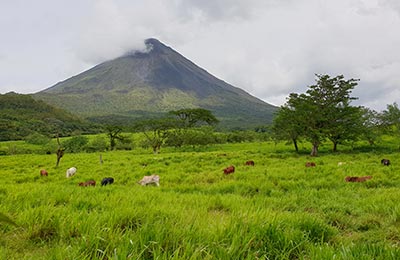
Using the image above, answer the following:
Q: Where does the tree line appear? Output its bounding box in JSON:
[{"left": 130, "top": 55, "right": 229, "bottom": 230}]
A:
[{"left": 2, "top": 75, "right": 400, "bottom": 158}]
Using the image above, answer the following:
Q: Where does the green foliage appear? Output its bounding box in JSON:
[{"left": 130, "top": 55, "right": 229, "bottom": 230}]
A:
[
  {"left": 86, "top": 136, "right": 108, "bottom": 152},
  {"left": 25, "top": 133, "right": 51, "bottom": 145},
  {"left": 105, "top": 125, "right": 124, "bottom": 150},
  {"left": 114, "top": 135, "right": 134, "bottom": 150},
  {"left": 226, "top": 130, "right": 258, "bottom": 143},
  {"left": 0, "top": 92, "right": 100, "bottom": 141},
  {"left": 273, "top": 74, "right": 362, "bottom": 156},
  {"left": 135, "top": 118, "right": 176, "bottom": 153},
  {"left": 169, "top": 108, "right": 219, "bottom": 128},
  {"left": 63, "top": 136, "right": 89, "bottom": 153},
  {"left": 380, "top": 103, "right": 400, "bottom": 148}
]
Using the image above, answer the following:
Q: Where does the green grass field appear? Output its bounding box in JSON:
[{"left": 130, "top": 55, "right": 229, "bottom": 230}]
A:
[{"left": 1, "top": 141, "right": 400, "bottom": 259}]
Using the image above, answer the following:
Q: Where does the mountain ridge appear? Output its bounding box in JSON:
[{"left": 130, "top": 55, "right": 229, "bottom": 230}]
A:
[
  {"left": 0, "top": 92, "right": 98, "bottom": 141},
  {"left": 34, "top": 38, "right": 277, "bottom": 129}
]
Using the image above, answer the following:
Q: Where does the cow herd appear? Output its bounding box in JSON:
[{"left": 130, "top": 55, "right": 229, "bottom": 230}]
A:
[
  {"left": 39, "top": 157, "right": 391, "bottom": 187},
  {"left": 38, "top": 166, "right": 160, "bottom": 187},
  {"left": 305, "top": 158, "right": 391, "bottom": 183}
]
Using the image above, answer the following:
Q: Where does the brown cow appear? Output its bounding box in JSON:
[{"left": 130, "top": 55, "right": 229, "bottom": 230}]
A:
[
  {"left": 345, "top": 176, "right": 372, "bottom": 182},
  {"left": 223, "top": 166, "right": 235, "bottom": 175},
  {"left": 78, "top": 180, "right": 96, "bottom": 187},
  {"left": 40, "top": 169, "right": 48, "bottom": 176},
  {"left": 305, "top": 162, "right": 316, "bottom": 167},
  {"left": 245, "top": 160, "right": 255, "bottom": 166}
]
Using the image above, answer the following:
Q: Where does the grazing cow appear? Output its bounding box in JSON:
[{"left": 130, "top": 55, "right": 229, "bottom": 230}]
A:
[
  {"left": 223, "top": 165, "right": 235, "bottom": 175},
  {"left": 101, "top": 177, "right": 114, "bottom": 186},
  {"left": 40, "top": 169, "right": 48, "bottom": 176},
  {"left": 138, "top": 175, "right": 160, "bottom": 186},
  {"left": 66, "top": 167, "right": 77, "bottom": 178},
  {"left": 345, "top": 176, "right": 372, "bottom": 182},
  {"left": 305, "top": 162, "right": 316, "bottom": 167},
  {"left": 381, "top": 159, "right": 390, "bottom": 166},
  {"left": 245, "top": 160, "right": 255, "bottom": 166},
  {"left": 78, "top": 180, "right": 96, "bottom": 187}
]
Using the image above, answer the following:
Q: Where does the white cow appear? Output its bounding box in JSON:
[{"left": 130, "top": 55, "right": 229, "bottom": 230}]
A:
[
  {"left": 66, "top": 167, "right": 77, "bottom": 178},
  {"left": 138, "top": 174, "right": 160, "bottom": 186}
]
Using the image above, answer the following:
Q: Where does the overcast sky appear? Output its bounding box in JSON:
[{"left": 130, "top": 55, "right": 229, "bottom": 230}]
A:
[{"left": 1, "top": 0, "right": 399, "bottom": 111}]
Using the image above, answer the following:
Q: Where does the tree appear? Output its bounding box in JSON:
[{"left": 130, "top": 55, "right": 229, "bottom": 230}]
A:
[
  {"left": 63, "top": 135, "right": 89, "bottom": 153},
  {"left": 56, "top": 135, "right": 64, "bottom": 167},
  {"left": 271, "top": 105, "right": 304, "bottom": 152},
  {"left": 135, "top": 118, "right": 175, "bottom": 154},
  {"left": 106, "top": 125, "right": 124, "bottom": 150},
  {"left": 380, "top": 102, "right": 400, "bottom": 148},
  {"left": 381, "top": 103, "right": 400, "bottom": 130},
  {"left": 325, "top": 104, "right": 364, "bottom": 152},
  {"left": 169, "top": 108, "right": 219, "bottom": 128},
  {"left": 277, "top": 74, "right": 360, "bottom": 156},
  {"left": 168, "top": 108, "right": 219, "bottom": 147},
  {"left": 359, "top": 107, "right": 382, "bottom": 145}
]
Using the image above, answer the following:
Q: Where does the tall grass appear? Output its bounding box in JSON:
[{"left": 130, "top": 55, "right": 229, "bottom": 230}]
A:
[{"left": 1, "top": 141, "right": 400, "bottom": 259}]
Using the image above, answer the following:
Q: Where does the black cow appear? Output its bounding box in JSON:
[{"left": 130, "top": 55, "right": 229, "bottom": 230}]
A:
[
  {"left": 101, "top": 177, "right": 114, "bottom": 186},
  {"left": 381, "top": 159, "right": 390, "bottom": 166}
]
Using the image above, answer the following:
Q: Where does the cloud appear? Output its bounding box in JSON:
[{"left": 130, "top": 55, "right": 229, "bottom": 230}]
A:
[{"left": 0, "top": 0, "right": 399, "bottom": 111}]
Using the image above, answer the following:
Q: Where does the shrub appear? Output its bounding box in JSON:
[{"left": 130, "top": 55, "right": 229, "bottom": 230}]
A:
[
  {"left": 86, "top": 136, "right": 108, "bottom": 152},
  {"left": 25, "top": 133, "right": 51, "bottom": 145},
  {"left": 63, "top": 135, "right": 89, "bottom": 153}
]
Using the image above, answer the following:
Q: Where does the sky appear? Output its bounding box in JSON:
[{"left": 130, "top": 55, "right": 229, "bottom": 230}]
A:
[{"left": 1, "top": 0, "right": 399, "bottom": 112}]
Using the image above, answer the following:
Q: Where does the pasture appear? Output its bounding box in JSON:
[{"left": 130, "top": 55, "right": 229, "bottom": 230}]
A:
[{"left": 1, "top": 141, "right": 400, "bottom": 259}]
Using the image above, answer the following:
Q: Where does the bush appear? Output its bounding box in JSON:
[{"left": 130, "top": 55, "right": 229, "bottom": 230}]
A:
[
  {"left": 227, "top": 131, "right": 257, "bottom": 143},
  {"left": 115, "top": 136, "right": 134, "bottom": 150},
  {"left": 63, "top": 135, "right": 89, "bottom": 153},
  {"left": 86, "top": 136, "right": 108, "bottom": 152},
  {"left": 25, "top": 133, "right": 51, "bottom": 145},
  {"left": 165, "top": 127, "right": 220, "bottom": 147}
]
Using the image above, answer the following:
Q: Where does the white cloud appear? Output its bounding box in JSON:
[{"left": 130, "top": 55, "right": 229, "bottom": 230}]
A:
[{"left": 0, "top": 0, "right": 399, "bottom": 111}]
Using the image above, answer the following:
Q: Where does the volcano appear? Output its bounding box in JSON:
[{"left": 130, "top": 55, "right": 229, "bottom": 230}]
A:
[{"left": 34, "top": 38, "right": 277, "bottom": 129}]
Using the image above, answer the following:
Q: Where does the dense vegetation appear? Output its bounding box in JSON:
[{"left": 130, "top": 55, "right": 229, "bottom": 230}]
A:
[
  {"left": 0, "top": 92, "right": 101, "bottom": 141},
  {"left": 271, "top": 74, "right": 400, "bottom": 156},
  {"left": 1, "top": 140, "right": 400, "bottom": 259}
]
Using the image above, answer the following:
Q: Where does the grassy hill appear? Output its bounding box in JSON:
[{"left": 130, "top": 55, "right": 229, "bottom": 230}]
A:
[
  {"left": 34, "top": 39, "right": 277, "bottom": 129},
  {"left": 0, "top": 92, "right": 99, "bottom": 141}
]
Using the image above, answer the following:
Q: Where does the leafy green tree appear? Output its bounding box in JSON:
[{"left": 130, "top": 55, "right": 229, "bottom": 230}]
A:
[
  {"left": 135, "top": 118, "right": 175, "bottom": 154},
  {"left": 325, "top": 104, "right": 364, "bottom": 152},
  {"left": 380, "top": 103, "right": 400, "bottom": 147},
  {"left": 359, "top": 107, "right": 382, "bottom": 145},
  {"left": 106, "top": 125, "right": 124, "bottom": 150},
  {"left": 63, "top": 135, "right": 89, "bottom": 153},
  {"left": 86, "top": 136, "right": 108, "bottom": 152},
  {"left": 381, "top": 103, "right": 400, "bottom": 129},
  {"left": 168, "top": 108, "right": 219, "bottom": 147},
  {"left": 25, "top": 133, "right": 51, "bottom": 145},
  {"left": 271, "top": 105, "right": 304, "bottom": 152},
  {"left": 277, "top": 74, "right": 360, "bottom": 156},
  {"left": 169, "top": 108, "right": 219, "bottom": 128}
]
